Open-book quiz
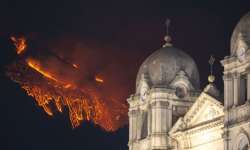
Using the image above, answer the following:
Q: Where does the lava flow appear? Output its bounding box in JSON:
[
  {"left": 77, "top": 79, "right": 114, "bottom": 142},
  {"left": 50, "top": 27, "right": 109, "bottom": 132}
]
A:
[
  {"left": 6, "top": 36, "right": 128, "bottom": 131},
  {"left": 10, "top": 36, "right": 27, "bottom": 55},
  {"left": 95, "top": 76, "right": 104, "bottom": 83}
]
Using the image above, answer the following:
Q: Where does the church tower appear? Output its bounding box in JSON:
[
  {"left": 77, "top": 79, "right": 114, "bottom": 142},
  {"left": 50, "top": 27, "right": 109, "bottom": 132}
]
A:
[
  {"left": 221, "top": 12, "right": 250, "bottom": 150},
  {"left": 127, "top": 20, "right": 201, "bottom": 150}
]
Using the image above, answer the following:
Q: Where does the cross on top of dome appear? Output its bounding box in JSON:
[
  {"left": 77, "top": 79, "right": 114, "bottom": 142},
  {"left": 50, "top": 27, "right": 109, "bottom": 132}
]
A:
[{"left": 163, "top": 18, "right": 172, "bottom": 47}]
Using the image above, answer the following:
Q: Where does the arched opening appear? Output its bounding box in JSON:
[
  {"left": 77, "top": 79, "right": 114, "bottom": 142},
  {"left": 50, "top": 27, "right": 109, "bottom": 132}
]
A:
[{"left": 236, "top": 133, "right": 249, "bottom": 150}]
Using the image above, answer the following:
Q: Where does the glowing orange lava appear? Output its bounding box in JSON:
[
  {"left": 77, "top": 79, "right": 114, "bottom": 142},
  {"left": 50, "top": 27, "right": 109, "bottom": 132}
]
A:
[
  {"left": 6, "top": 36, "right": 128, "bottom": 131},
  {"left": 10, "top": 36, "right": 27, "bottom": 55},
  {"left": 72, "top": 63, "right": 79, "bottom": 69},
  {"left": 95, "top": 77, "right": 104, "bottom": 83},
  {"left": 26, "top": 58, "right": 59, "bottom": 82}
]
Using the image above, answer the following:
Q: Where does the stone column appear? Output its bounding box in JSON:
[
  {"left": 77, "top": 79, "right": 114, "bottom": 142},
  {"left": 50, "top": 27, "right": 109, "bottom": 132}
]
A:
[
  {"left": 151, "top": 101, "right": 163, "bottom": 133},
  {"left": 147, "top": 105, "right": 152, "bottom": 136},
  {"left": 128, "top": 109, "right": 137, "bottom": 150},
  {"left": 233, "top": 72, "right": 240, "bottom": 107},
  {"left": 151, "top": 101, "right": 157, "bottom": 134},
  {"left": 128, "top": 111, "right": 133, "bottom": 141},
  {"left": 150, "top": 100, "right": 169, "bottom": 149},
  {"left": 167, "top": 104, "right": 172, "bottom": 130},
  {"left": 136, "top": 110, "right": 142, "bottom": 140},
  {"left": 128, "top": 109, "right": 138, "bottom": 141},
  {"left": 150, "top": 101, "right": 158, "bottom": 148},
  {"left": 222, "top": 130, "right": 230, "bottom": 150},
  {"left": 223, "top": 73, "right": 233, "bottom": 109}
]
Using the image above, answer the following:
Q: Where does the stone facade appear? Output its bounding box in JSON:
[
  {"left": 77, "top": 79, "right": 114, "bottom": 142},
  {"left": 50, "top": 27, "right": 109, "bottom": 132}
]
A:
[{"left": 128, "top": 12, "right": 250, "bottom": 150}]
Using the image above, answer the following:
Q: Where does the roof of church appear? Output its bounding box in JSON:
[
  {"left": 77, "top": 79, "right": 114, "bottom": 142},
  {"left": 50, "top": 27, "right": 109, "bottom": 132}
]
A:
[{"left": 136, "top": 45, "right": 200, "bottom": 92}]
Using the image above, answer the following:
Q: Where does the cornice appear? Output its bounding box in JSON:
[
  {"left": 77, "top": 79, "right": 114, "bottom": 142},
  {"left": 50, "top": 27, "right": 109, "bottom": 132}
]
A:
[{"left": 172, "top": 117, "right": 224, "bottom": 138}]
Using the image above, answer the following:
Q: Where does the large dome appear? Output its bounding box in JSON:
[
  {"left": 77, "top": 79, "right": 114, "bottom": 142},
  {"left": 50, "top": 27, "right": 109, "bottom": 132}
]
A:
[
  {"left": 231, "top": 12, "right": 250, "bottom": 55},
  {"left": 136, "top": 45, "right": 200, "bottom": 91}
]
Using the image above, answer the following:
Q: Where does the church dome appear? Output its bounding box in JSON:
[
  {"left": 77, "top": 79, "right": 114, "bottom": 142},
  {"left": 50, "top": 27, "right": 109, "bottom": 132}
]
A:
[
  {"left": 136, "top": 44, "right": 200, "bottom": 92},
  {"left": 230, "top": 12, "right": 250, "bottom": 56}
]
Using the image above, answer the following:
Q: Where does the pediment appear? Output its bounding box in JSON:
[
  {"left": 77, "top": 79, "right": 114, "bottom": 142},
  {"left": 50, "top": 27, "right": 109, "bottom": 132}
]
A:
[
  {"left": 188, "top": 100, "right": 223, "bottom": 126},
  {"left": 170, "top": 92, "right": 224, "bottom": 134}
]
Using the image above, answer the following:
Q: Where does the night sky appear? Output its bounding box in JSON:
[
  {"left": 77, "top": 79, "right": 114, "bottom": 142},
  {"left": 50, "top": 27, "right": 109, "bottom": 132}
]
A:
[{"left": 1, "top": 1, "right": 250, "bottom": 150}]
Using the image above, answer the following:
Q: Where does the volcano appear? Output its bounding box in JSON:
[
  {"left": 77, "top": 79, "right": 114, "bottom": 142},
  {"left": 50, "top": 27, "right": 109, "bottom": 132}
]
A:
[{"left": 7, "top": 36, "right": 128, "bottom": 131}]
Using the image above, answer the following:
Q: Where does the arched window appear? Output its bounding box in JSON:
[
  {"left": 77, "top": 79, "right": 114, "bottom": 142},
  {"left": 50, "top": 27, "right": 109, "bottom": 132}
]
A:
[{"left": 236, "top": 133, "right": 249, "bottom": 150}]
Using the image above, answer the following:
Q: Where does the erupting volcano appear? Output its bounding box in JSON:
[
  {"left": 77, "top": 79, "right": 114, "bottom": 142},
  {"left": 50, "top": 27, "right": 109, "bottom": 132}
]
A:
[{"left": 6, "top": 36, "right": 128, "bottom": 131}]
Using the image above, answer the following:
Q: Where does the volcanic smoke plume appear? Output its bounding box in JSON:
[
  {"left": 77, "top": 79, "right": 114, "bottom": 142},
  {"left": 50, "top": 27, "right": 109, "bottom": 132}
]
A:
[{"left": 7, "top": 36, "right": 128, "bottom": 131}]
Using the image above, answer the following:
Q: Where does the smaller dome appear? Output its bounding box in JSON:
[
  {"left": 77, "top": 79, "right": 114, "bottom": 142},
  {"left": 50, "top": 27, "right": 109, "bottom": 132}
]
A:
[{"left": 231, "top": 12, "right": 250, "bottom": 55}]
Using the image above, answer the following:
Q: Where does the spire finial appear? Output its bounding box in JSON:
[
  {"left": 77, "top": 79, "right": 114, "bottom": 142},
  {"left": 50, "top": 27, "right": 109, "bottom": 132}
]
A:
[
  {"left": 166, "top": 18, "right": 171, "bottom": 36},
  {"left": 208, "top": 55, "right": 215, "bottom": 83},
  {"left": 163, "top": 18, "right": 172, "bottom": 47}
]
